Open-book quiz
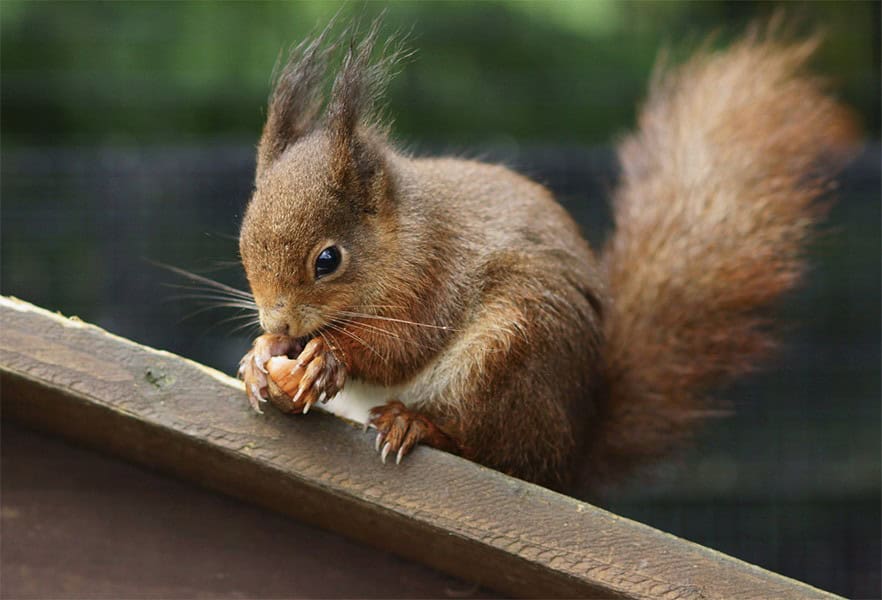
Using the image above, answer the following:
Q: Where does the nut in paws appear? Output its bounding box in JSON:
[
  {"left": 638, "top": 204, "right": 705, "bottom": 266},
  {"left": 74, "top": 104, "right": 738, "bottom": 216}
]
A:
[{"left": 264, "top": 337, "right": 346, "bottom": 414}]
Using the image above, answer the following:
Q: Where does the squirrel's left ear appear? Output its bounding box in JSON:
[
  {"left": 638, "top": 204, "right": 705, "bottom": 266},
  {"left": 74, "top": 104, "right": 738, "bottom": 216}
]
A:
[{"left": 326, "top": 20, "right": 403, "bottom": 213}]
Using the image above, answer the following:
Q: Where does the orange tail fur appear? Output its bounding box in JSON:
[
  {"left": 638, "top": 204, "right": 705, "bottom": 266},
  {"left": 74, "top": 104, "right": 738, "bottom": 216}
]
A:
[{"left": 586, "top": 32, "right": 857, "bottom": 483}]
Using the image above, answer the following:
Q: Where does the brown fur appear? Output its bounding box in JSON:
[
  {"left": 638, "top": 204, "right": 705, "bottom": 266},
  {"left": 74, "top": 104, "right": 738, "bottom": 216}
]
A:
[
  {"left": 585, "top": 30, "right": 856, "bottom": 485},
  {"left": 239, "top": 21, "right": 855, "bottom": 492}
]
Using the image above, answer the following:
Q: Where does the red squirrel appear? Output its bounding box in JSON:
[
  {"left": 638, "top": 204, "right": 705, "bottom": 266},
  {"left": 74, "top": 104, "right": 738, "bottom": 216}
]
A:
[{"left": 236, "top": 21, "right": 855, "bottom": 492}]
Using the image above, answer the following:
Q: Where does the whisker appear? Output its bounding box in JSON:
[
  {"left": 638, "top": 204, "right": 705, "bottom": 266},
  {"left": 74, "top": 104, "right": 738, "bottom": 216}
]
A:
[
  {"left": 213, "top": 311, "right": 262, "bottom": 324},
  {"left": 165, "top": 292, "right": 256, "bottom": 306},
  {"left": 198, "top": 312, "right": 260, "bottom": 337},
  {"left": 228, "top": 318, "right": 264, "bottom": 336},
  {"left": 333, "top": 317, "right": 448, "bottom": 353},
  {"left": 331, "top": 309, "right": 455, "bottom": 331},
  {"left": 162, "top": 285, "right": 256, "bottom": 303},
  {"left": 203, "top": 231, "right": 241, "bottom": 243},
  {"left": 152, "top": 260, "right": 261, "bottom": 341},
  {"left": 230, "top": 319, "right": 263, "bottom": 335},
  {"left": 317, "top": 329, "right": 345, "bottom": 364},
  {"left": 181, "top": 305, "right": 251, "bottom": 335},
  {"left": 324, "top": 320, "right": 379, "bottom": 355},
  {"left": 203, "top": 259, "right": 246, "bottom": 271},
  {"left": 323, "top": 321, "right": 388, "bottom": 364},
  {"left": 150, "top": 260, "right": 255, "bottom": 301},
  {"left": 162, "top": 282, "right": 255, "bottom": 303},
  {"left": 330, "top": 316, "right": 404, "bottom": 339},
  {"left": 165, "top": 295, "right": 257, "bottom": 311},
  {"left": 177, "top": 305, "right": 255, "bottom": 324}
]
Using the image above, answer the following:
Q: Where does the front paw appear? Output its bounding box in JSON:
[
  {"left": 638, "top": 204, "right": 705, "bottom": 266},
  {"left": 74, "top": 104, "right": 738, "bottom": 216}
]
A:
[
  {"left": 368, "top": 400, "right": 453, "bottom": 464},
  {"left": 238, "top": 333, "right": 296, "bottom": 413},
  {"left": 264, "top": 337, "right": 346, "bottom": 414}
]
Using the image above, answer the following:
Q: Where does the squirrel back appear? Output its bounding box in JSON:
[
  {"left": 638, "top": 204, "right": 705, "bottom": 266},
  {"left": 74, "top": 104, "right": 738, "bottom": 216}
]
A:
[{"left": 585, "top": 32, "right": 856, "bottom": 484}]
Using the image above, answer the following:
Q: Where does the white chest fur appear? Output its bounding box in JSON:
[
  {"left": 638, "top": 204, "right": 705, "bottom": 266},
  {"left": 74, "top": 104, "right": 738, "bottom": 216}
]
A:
[
  {"left": 315, "top": 350, "right": 453, "bottom": 424},
  {"left": 316, "top": 379, "right": 405, "bottom": 424}
]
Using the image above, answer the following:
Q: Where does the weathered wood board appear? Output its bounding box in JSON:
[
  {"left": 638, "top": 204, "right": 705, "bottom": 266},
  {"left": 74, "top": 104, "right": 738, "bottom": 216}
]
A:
[{"left": 0, "top": 296, "right": 841, "bottom": 599}]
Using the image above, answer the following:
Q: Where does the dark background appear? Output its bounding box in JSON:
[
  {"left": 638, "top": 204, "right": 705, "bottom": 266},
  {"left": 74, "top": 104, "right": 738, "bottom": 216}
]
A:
[{"left": 2, "top": 1, "right": 880, "bottom": 598}]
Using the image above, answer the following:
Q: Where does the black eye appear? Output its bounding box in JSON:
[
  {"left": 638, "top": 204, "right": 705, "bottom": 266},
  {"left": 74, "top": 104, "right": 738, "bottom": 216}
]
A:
[{"left": 315, "top": 246, "right": 341, "bottom": 279}]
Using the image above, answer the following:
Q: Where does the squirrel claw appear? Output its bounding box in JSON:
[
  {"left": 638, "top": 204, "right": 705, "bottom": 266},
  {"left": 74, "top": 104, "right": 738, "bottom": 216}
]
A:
[
  {"left": 247, "top": 383, "right": 265, "bottom": 414},
  {"left": 239, "top": 334, "right": 296, "bottom": 415},
  {"left": 240, "top": 334, "right": 346, "bottom": 415},
  {"left": 367, "top": 400, "right": 459, "bottom": 464},
  {"left": 291, "top": 384, "right": 306, "bottom": 406}
]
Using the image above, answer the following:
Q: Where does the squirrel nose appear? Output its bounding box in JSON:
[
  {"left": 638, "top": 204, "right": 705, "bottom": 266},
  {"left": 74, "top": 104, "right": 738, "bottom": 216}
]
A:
[
  {"left": 263, "top": 320, "right": 289, "bottom": 336},
  {"left": 258, "top": 302, "right": 290, "bottom": 335}
]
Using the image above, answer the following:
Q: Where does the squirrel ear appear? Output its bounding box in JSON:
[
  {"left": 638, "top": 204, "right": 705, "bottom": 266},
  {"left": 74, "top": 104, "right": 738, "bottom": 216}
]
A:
[
  {"left": 325, "top": 19, "right": 404, "bottom": 211},
  {"left": 256, "top": 24, "right": 340, "bottom": 179},
  {"left": 330, "top": 128, "right": 389, "bottom": 214}
]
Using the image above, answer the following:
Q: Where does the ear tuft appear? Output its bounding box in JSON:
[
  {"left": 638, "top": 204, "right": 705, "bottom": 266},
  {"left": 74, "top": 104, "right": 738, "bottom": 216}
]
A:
[
  {"left": 326, "top": 17, "right": 410, "bottom": 187},
  {"left": 257, "top": 21, "right": 343, "bottom": 178},
  {"left": 256, "top": 16, "right": 410, "bottom": 205}
]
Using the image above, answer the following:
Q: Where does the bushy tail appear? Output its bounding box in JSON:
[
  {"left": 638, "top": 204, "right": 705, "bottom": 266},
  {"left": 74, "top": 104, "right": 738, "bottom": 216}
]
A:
[{"left": 585, "top": 31, "right": 856, "bottom": 483}]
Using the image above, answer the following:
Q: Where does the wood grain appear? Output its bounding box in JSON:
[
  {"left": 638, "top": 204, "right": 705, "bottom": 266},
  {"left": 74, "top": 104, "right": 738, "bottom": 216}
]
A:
[
  {"left": 1, "top": 423, "right": 500, "bottom": 599},
  {"left": 0, "top": 296, "right": 841, "bottom": 599}
]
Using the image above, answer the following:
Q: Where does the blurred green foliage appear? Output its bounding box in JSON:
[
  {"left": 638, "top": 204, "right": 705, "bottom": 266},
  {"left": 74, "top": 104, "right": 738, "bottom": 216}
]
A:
[{"left": 2, "top": 1, "right": 879, "bottom": 147}]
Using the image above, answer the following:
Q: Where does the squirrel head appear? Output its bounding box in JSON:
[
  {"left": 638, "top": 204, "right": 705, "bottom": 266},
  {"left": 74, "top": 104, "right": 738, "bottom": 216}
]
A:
[{"left": 239, "top": 21, "right": 401, "bottom": 339}]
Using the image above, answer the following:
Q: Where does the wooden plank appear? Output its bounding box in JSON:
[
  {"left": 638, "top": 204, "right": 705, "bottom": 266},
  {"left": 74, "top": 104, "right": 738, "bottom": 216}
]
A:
[
  {"left": 1, "top": 423, "right": 499, "bottom": 598},
  {"left": 0, "top": 296, "right": 841, "bottom": 600}
]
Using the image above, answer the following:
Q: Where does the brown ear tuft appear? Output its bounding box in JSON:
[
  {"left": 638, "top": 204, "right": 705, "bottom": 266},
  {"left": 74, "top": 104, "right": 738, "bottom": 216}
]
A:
[
  {"left": 326, "top": 17, "right": 409, "bottom": 192},
  {"left": 256, "top": 22, "right": 342, "bottom": 178}
]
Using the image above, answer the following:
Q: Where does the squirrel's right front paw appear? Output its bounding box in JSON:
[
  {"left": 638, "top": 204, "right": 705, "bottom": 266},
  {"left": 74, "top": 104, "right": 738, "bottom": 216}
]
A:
[
  {"left": 237, "top": 333, "right": 297, "bottom": 413},
  {"left": 264, "top": 337, "right": 346, "bottom": 414}
]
